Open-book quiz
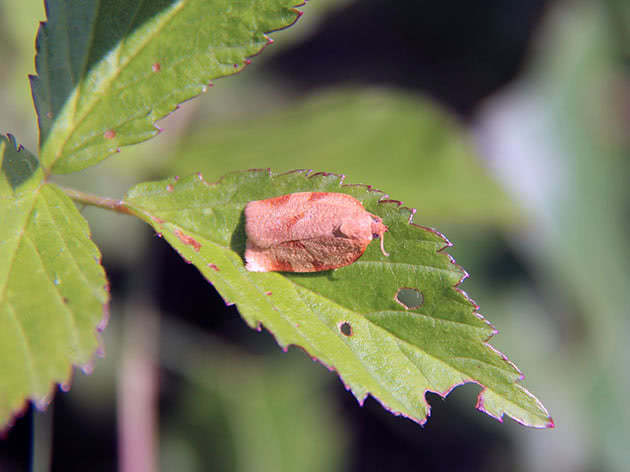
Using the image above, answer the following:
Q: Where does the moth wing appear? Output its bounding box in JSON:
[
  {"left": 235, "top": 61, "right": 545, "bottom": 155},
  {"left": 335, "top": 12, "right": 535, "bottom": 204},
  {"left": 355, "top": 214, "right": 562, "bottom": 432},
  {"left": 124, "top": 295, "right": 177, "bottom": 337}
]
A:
[
  {"left": 244, "top": 199, "right": 305, "bottom": 247},
  {"left": 245, "top": 197, "right": 346, "bottom": 247},
  {"left": 288, "top": 200, "right": 371, "bottom": 241},
  {"left": 245, "top": 237, "right": 370, "bottom": 272}
]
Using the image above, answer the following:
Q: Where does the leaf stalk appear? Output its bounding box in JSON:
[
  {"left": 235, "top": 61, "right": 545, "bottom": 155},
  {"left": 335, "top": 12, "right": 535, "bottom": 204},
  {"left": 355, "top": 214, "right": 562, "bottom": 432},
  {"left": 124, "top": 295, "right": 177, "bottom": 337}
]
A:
[{"left": 60, "top": 186, "right": 133, "bottom": 215}]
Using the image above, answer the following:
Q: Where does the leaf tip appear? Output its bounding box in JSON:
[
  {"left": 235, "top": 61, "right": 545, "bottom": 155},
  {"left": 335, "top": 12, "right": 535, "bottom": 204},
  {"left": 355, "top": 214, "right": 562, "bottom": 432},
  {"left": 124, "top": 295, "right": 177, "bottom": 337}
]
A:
[{"left": 475, "top": 385, "right": 553, "bottom": 429}]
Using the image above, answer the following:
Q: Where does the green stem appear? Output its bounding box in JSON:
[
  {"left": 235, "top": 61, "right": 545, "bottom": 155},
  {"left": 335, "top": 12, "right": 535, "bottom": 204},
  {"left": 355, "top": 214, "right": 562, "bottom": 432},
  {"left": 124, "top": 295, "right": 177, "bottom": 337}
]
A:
[{"left": 60, "top": 186, "right": 134, "bottom": 216}]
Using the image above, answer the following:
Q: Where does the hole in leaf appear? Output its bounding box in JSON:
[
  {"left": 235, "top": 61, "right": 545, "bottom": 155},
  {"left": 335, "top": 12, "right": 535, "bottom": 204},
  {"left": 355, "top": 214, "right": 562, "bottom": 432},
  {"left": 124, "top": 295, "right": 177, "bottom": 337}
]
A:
[
  {"left": 339, "top": 321, "right": 353, "bottom": 337},
  {"left": 395, "top": 288, "right": 424, "bottom": 310}
]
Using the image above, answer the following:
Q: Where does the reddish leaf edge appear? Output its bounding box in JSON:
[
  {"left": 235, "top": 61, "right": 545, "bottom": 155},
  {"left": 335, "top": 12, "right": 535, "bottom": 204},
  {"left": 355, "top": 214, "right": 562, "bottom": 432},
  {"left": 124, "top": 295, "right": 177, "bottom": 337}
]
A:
[
  {"left": 129, "top": 168, "right": 554, "bottom": 429},
  {"left": 152, "top": 0, "right": 309, "bottom": 132},
  {"left": 152, "top": 0, "right": 308, "bottom": 126}
]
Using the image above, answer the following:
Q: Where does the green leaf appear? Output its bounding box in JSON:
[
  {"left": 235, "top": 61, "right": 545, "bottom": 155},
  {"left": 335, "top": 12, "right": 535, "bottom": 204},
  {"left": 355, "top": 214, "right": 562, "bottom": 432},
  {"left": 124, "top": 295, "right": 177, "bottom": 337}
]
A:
[
  {"left": 30, "top": 0, "right": 303, "bottom": 174},
  {"left": 124, "top": 169, "right": 552, "bottom": 428},
  {"left": 0, "top": 134, "right": 108, "bottom": 429}
]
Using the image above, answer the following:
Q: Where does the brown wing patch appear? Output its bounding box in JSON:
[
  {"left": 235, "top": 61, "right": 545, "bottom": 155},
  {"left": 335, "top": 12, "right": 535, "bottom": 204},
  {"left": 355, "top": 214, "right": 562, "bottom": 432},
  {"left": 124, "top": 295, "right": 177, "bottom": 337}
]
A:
[
  {"left": 307, "top": 192, "right": 331, "bottom": 202},
  {"left": 277, "top": 238, "right": 368, "bottom": 272},
  {"left": 265, "top": 194, "right": 292, "bottom": 206}
]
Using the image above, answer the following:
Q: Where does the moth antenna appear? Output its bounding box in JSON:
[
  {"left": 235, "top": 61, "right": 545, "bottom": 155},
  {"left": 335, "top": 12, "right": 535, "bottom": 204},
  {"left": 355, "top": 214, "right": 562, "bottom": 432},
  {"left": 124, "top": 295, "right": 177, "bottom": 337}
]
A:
[{"left": 380, "top": 232, "right": 389, "bottom": 257}]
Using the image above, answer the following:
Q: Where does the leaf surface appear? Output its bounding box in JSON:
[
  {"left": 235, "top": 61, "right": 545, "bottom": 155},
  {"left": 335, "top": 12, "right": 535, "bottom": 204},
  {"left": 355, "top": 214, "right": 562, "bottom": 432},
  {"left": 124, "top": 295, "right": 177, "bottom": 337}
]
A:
[
  {"left": 30, "top": 0, "right": 303, "bottom": 174},
  {"left": 124, "top": 169, "right": 552, "bottom": 427},
  {"left": 0, "top": 135, "right": 108, "bottom": 428}
]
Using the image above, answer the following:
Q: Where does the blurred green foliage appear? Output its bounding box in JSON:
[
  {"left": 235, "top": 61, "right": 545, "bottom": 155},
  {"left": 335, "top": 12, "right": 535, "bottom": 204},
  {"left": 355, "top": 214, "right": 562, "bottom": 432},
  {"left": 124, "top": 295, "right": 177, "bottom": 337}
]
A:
[
  {"left": 159, "top": 321, "right": 348, "bottom": 472},
  {"left": 476, "top": 2, "right": 630, "bottom": 471},
  {"left": 157, "top": 89, "right": 521, "bottom": 228}
]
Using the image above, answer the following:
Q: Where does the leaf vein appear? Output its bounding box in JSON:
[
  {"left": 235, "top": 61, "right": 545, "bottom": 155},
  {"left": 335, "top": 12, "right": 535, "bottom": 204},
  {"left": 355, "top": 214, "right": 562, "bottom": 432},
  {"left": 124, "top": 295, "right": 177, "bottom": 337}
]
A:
[{"left": 37, "top": 193, "right": 87, "bottom": 354}]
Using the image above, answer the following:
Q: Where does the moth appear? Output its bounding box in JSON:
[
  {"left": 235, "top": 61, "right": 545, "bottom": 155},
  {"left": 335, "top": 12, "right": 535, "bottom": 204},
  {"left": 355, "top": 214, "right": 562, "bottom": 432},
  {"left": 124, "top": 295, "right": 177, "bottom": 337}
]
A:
[{"left": 244, "top": 192, "right": 389, "bottom": 272}]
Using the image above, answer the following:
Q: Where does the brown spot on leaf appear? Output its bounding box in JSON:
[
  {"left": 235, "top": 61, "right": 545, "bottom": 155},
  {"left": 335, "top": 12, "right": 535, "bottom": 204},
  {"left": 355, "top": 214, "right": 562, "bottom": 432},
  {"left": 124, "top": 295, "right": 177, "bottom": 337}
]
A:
[
  {"left": 339, "top": 321, "right": 353, "bottom": 337},
  {"left": 208, "top": 263, "right": 219, "bottom": 272},
  {"left": 174, "top": 229, "right": 201, "bottom": 252},
  {"left": 152, "top": 62, "right": 161, "bottom": 72},
  {"left": 104, "top": 129, "right": 116, "bottom": 139},
  {"left": 265, "top": 291, "right": 272, "bottom": 296},
  {"left": 166, "top": 184, "right": 174, "bottom": 192}
]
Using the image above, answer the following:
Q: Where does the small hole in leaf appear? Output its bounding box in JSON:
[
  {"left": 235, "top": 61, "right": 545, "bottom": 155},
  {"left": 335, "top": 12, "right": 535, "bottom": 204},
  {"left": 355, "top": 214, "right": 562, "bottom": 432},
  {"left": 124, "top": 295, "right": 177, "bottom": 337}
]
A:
[
  {"left": 395, "top": 288, "right": 423, "bottom": 310},
  {"left": 339, "top": 321, "right": 353, "bottom": 337}
]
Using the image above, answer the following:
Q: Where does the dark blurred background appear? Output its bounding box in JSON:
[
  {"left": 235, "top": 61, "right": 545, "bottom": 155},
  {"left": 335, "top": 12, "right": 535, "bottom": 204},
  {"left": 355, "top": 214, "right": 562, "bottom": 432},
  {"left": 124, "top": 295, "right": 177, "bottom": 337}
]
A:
[{"left": 1, "top": 0, "right": 629, "bottom": 470}]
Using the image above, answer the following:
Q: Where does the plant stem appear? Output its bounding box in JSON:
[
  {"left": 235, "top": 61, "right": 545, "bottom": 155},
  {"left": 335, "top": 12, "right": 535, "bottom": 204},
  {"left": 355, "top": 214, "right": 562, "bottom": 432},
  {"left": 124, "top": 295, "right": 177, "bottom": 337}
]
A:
[
  {"left": 32, "top": 407, "right": 53, "bottom": 472},
  {"left": 118, "top": 300, "right": 159, "bottom": 472},
  {"left": 60, "top": 186, "right": 134, "bottom": 215}
]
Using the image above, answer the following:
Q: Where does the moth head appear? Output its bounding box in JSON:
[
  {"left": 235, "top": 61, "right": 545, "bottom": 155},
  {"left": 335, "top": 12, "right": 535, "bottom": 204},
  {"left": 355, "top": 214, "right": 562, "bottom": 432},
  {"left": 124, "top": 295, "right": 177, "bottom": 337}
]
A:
[{"left": 370, "top": 214, "right": 389, "bottom": 257}]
